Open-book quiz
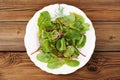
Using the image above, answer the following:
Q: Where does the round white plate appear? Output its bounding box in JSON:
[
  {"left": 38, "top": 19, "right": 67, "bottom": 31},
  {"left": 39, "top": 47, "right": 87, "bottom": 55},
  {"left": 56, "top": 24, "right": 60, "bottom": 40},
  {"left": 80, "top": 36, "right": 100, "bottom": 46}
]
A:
[{"left": 24, "top": 4, "right": 96, "bottom": 74}]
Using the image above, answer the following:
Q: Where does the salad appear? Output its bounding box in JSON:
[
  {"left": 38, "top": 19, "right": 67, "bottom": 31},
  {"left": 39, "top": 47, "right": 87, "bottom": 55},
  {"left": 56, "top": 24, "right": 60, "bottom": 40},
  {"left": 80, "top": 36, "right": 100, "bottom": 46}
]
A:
[{"left": 32, "top": 6, "right": 90, "bottom": 69}]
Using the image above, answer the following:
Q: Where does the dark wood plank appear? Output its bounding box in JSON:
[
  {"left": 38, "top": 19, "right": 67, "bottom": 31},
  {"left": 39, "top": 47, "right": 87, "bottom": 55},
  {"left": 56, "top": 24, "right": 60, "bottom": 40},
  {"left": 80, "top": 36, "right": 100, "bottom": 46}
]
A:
[
  {"left": 94, "top": 22, "right": 120, "bottom": 51},
  {"left": 0, "top": 52, "right": 120, "bottom": 80},
  {"left": 0, "top": 22, "right": 26, "bottom": 51},
  {"left": 0, "top": 22, "right": 120, "bottom": 51},
  {"left": 0, "top": 0, "right": 120, "bottom": 10},
  {"left": 0, "top": 9, "right": 120, "bottom": 21}
]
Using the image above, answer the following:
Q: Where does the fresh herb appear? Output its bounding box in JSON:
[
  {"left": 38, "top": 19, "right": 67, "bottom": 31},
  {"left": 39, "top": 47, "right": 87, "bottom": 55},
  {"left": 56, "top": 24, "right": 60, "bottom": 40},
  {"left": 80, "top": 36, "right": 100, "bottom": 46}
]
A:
[
  {"left": 55, "top": 4, "right": 64, "bottom": 18},
  {"left": 36, "top": 9, "right": 89, "bottom": 69}
]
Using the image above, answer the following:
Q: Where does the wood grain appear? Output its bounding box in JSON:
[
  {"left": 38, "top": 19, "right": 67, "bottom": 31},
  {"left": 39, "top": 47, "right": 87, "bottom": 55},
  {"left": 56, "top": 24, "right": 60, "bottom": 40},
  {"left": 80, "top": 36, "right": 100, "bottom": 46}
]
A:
[
  {"left": 0, "top": 0, "right": 120, "bottom": 10},
  {"left": 0, "top": 22, "right": 120, "bottom": 51},
  {"left": 0, "top": 0, "right": 120, "bottom": 21},
  {"left": 0, "top": 52, "right": 120, "bottom": 80},
  {"left": 94, "top": 22, "right": 120, "bottom": 51},
  {"left": 0, "top": 0, "right": 120, "bottom": 80},
  {"left": 0, "top": 22, "right": 26, "bottom": 51},
  {"left": 0, "top": 9, "right": 120, "bottom": 21}
]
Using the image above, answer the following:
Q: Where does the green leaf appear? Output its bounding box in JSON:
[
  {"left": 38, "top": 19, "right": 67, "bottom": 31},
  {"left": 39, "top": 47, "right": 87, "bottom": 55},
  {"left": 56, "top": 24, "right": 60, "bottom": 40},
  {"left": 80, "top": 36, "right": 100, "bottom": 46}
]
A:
[
  {"left": 37, "top": 52, "right": 58, "bottom": 63},
  {"left": 64, "top": 46, "right": 79, "bottom": 57},
  {"left": 57, "top": 14, "right": 75, "bottom": 26},
  {"left": 74, "top": 21, "right": 83, "bottom": 30},
  {"left": 69, "top": 22, "right": 79, "bottom": 31},
  {"left": 64, "top": 29, "right": 81, "bottom": 40},
  {"left": 82, "top": 23, "right": 90, "bottom": 31},
  {"left": 71, "top": 13, "right": 90, "bottom": 32},
  {"left": 56, "top": 38, "right": 66, "bottom": 51},
  {"left": 72, "top": 47, "right": 79, "bottom": 56},
  {"left": 72, "top": 13, "right": 85, "bottom": 23},
  {"left": 50, "top": 30, "right": 59, "bottom": 40},
  {"left": 47, "top": 58, "right": 65, "bottom": 69},
  {"left": 36, "top": 52, "right": 51, "bottom": 63},
  {"left": 37, "top": 11, "right": 51, "bottom": 37},
  {"left": 38, "top": 11, "right": 51, "bottom": 27},
  {"left": 60, "top": 38, "right": 66, "bottom": 50},
  {"left": 56, "top": 39, "right": 61, "bottom": 50},
  {"left": 51, "top": 22, "right": 60, "bottom": 29},
  {"left": 48, "top": 57, "right": 59, "bottom": 63},
  {"left": 76, "top": 35, "right": 86, "bottom": 48},
  {"left": 65, "top": 59, "right": 80, "bottom": 67},
  {"left": 41, "top": 30, "right": 49, "bottom": 39},
  {"left": 64, "top": 46, "right": 73, "bottom": 57},
  {"left": 80, "top": 35, "right": 86, "bottom": 47},
  {"left": 40, "top": 39, "right": 52, "bottom": 52}
]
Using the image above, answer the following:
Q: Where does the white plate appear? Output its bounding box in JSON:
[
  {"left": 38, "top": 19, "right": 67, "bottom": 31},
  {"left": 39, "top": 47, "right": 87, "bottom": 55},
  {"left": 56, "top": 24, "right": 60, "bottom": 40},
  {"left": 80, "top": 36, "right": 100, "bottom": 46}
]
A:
[{"left": 24, "top": 4, "right": 96, "bottom": 74}]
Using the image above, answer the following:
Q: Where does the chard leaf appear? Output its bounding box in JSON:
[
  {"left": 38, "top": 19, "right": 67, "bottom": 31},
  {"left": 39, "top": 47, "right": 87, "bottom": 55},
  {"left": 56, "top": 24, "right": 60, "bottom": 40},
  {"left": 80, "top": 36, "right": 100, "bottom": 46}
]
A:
[
  {"left": 72, "top": 47, "right": 79, "bottom": 56},
  {"left": 57, "top": 14, "right": 75, "bottom": 26},
  {"left": 80, "top": 35, "right": 86, "bottom": 47},
  {"left": 47, "top": 58, "right": 65, "bottom": 69},
  {"left": 82, "top": 23, "right": 90, "bottom": 31},
  {"left": 74, "top": 21, "right": 83, "bottom": 30},
  {"left": 41, "top": 30, "right": 49, "bottom": 39},
  {"left": 60, "top": 38, "right": 66, "bottom": 51},
  {"left": 37, "top": 52, "right": 57, "bottom": 63},
  {"left": 56, "top": 38, "right": 66, "bottom": 51},
  {"left": 51, "top": 30, "right": 59, "bottom": 40},
  {"left": 72, "top": 13, "right": 85, "bottom": 23},
  {"left": 64, "top": 29, "right": 81, "bottom": 40},
  {"left": 38, "top": 11, "right": 51, "bottom": 27},
  {"left": 64, "top": 46, "right": 79, "bottom": 57},
  {"left": 65, "top": 59, "right": 80, "bottom": 67},
  {"left": 64, "top": 46, "right": 73, "bottom": 57},
  {"left": 48, "top": 57, "right": 59, "bottom": 63},
  {"left": 36, "top": 52, "right": 51, "bottom": 63},
  {"left": 76, "top": 35, "right": 86, "bottom": 48},
  {"left": 40, "top": 39, "right": 52, "bottom": 52},
  {"left": 38, "top": 11, "right": 51, "bottom": 37}
]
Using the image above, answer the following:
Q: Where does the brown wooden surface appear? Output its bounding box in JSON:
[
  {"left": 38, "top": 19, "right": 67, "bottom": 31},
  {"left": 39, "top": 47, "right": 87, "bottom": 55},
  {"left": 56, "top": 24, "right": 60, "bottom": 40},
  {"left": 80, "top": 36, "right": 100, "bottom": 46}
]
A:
[
  {"left": 0, "top": 10, "right": 120, "bottom": 21},
  {"left": 0, "top": 0, "right": 120, "bottom": 80},
  {"left": 0, "top": 52, "right": 120, "bottom": 80},
  {"left": 0, "top": 0, "right": 120, "bottom": 10}
]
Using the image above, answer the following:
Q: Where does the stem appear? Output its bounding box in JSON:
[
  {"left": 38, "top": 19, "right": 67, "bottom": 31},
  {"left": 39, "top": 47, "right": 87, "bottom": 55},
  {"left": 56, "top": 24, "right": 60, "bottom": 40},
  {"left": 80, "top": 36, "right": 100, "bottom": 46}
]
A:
[
  {"left": 56, "top": 19, "right": 62, "bottom": 25},
  {"left": 76, "top": 47, "right": 86, "bottom": 57},
  {"left": 31, "top": 48, "right": 40, "bottom": 55},
  {"left": 78, "top": 50, "right": 86, "bottom": 57},
  {"left": 73, "top": 46, "right": 86, "bottom": 57}
]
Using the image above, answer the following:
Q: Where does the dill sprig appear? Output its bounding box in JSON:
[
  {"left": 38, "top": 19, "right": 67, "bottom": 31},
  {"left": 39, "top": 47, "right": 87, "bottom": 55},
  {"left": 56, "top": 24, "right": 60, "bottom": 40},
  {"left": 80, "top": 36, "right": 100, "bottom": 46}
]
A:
[{"left": 55, "top": 4, "right": 64, "bottom": 18}]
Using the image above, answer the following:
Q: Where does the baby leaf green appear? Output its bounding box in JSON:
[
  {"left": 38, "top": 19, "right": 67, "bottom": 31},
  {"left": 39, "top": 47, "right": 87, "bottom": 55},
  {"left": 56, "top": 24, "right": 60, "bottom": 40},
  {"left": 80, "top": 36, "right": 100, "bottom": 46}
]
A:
[
  {"left": 76, "top": 35, "right": 86, "bottom": 48},
  {"left": 40, "top": 39, "right": 52, "bottom": 52},
  {"left": 72, "top": 13, "right": 85, "bottom": 23},
  {"left": 47, "top": 58, "right": 65, "bottom": 69},
  {"left": 82, "top": 23, "right": 90, "bottom": 32},
  {"left": 64, "top": 46, "right": 79, "bottom": 57},
  {"left": 56, "top": 38, "right": 66, "bottom": 51},
  {"left": 65, "top": 59, "right": 80, "bottom": 67},
  {"left": 36, "top": 52, "right": 51, "bottom": 63},
  {"left": 57, "top": 14, "right": 75, "bottom": 26},
  {"left": 38, "top": 11, "right": 51, "bottom": 37}
]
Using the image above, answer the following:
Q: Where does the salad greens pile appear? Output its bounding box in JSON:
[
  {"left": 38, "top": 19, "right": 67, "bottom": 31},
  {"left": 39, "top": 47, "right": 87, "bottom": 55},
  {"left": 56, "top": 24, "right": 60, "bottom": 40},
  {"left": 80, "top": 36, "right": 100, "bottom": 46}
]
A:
[{"left": 36, "top": 10, "right": 90, "bottom": 69}]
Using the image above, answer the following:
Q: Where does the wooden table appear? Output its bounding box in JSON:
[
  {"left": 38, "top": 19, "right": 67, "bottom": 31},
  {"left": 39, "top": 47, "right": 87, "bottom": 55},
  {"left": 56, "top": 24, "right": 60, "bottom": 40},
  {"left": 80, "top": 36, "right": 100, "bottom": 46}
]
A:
[{"left": 0, "top": 0, "right": 120, "bottom": 80}]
